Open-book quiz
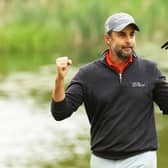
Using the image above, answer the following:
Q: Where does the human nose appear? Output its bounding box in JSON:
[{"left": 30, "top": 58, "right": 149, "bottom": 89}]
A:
[
  {"left": 125, "top": 35, "right": 132, "bottom": 43},
  {"left": 125, "top": 35, "right": 134, "bottom": 45}
]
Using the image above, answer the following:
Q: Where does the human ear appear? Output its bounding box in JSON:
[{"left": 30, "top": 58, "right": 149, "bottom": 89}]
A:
[{"left": 104, "top": 34, "right": 111, "bottom": 45}]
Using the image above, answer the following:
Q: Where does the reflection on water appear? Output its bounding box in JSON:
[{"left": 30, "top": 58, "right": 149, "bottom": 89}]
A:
[
  {"left": 0, "top": 98, "right": 89, "bottom": 168},
  {"left": 0, "top": 67, "right": 89, "bottom": 168}
]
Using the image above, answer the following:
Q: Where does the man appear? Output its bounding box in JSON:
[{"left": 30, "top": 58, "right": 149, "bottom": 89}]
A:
[{"left": 51, "top": 12, "right": 168, "bottom": 168}]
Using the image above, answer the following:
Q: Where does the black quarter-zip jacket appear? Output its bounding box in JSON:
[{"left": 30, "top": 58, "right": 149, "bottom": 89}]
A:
[{"left": 51, "top": 51, "right": 168, "bottom": 160}]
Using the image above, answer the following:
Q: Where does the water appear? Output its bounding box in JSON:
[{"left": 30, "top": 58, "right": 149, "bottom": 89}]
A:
[
  {"left": 0, "top": 66, "right": 90, "bottom": 168},
  {"left": 0, "top": 97, "right": 89, "bottom": 167}
]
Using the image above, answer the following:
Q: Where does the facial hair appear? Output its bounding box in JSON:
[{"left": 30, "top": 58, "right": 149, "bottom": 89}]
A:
[{"left": 113, "top": 47, "right": 133, "bottom": 61}]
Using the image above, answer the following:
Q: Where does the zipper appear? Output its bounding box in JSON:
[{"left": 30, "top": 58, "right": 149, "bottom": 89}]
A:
[{"left": 119, "top": 73, "right": 122, "bottom": 83}]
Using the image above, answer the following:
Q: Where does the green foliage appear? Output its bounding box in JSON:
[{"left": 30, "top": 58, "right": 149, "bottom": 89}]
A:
[
  {"left": 27, "top": 134, "right": 90, "bottom": 168},
  {"left": 0, "top": 0, "right": 168, "bottom": 74},
  {"left": 155, "top": 113, "right": 168, "bottom": 168},
  {"left": 34, "top": 152, "right": 90, "bottom": 168}
]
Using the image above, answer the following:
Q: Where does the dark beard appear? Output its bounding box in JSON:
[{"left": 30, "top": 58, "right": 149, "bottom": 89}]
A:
[{"left": 114, "top": 48, "right": 133, "bottom": 61}]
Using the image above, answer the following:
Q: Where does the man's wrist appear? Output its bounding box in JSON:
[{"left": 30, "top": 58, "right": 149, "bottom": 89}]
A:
[{"left": 56, "top": 75, "right": 64, "bottom": 82}]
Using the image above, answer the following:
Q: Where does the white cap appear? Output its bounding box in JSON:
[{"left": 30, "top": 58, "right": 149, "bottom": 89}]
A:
[{"left": 105, "top": 12, "right": 140, "bottom": 33}]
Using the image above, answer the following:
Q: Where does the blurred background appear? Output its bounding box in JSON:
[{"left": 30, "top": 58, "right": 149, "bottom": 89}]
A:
[{"left": 0, "top": 0, "right": 167, "bottom": 167}]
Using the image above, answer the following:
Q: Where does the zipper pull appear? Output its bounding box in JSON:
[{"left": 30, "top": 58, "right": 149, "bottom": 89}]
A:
[{"left": 119, "top": 73, "right": 122, "bottom": 83}]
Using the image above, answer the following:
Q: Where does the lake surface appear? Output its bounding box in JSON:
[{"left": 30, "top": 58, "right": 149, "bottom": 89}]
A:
[
  {"left": 0, "top": 97, "right": 89, "bottom": 168},
  {"left": 0, "top": 66, "right": 90, "bottom": 167}
]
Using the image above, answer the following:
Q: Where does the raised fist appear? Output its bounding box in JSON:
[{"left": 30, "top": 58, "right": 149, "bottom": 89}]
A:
[{"left": 56, "top": 56, "right": 72, "bottom": 79}]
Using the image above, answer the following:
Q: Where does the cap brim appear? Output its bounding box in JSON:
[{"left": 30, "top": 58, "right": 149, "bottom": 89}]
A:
[{"left": 113, "top": 23, "right": 140, "bottom": 32}]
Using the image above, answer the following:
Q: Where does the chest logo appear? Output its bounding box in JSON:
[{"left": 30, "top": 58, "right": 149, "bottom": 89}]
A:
[{"left": 131, "top": 82, "right": 146, "bottom": 88}]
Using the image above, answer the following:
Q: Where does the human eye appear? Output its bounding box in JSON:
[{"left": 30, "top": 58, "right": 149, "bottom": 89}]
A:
[
  {"left": 130, "top": 32, "right": 135, "bottom": 38},
  {"left": 118, "top": 32, "right": 125, "bottom": 37}
]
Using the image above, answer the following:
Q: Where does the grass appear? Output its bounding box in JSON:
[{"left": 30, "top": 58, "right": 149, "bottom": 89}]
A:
[
  {"left": 156, "top": 113, "right": 168, "bottom": 168},
  {"left": 34, "top": 152, "right": 90, "bottom": 168},
  {"left": 26, "top": 134, "right": 90, "bottom": 168}
]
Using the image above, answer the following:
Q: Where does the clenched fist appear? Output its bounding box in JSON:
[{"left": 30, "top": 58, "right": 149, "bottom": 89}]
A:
[{"left": 56, "top": 56, "right": 72, "bottom": 79}]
